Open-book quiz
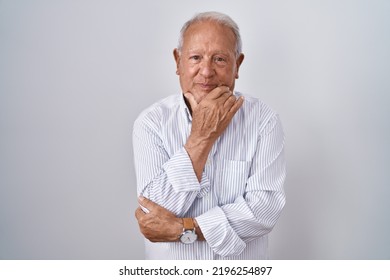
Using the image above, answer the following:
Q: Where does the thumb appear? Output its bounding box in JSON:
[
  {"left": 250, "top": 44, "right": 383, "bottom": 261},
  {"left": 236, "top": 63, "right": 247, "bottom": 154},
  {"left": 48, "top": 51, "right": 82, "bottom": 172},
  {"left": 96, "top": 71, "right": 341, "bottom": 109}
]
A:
[{"left": 184, "top": 92, "right": 198, "bottom": 109}]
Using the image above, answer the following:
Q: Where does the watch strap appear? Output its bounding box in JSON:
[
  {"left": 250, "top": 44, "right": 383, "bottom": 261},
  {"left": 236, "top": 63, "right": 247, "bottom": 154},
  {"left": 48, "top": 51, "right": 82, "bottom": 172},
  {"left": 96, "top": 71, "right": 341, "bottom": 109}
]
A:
[{"left": 182, "top": 218, "right": 195, "bottom": 230}]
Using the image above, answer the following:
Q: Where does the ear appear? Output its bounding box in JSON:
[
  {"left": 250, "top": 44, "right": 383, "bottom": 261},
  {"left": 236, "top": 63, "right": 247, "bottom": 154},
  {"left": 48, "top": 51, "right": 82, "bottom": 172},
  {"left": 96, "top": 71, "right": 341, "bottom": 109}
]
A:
[
  {"left": 235, "top": 53, "right": 245, "bottom": 79},
  {"left": 173, "top": 48, "right": 181, "bottom": 75}
]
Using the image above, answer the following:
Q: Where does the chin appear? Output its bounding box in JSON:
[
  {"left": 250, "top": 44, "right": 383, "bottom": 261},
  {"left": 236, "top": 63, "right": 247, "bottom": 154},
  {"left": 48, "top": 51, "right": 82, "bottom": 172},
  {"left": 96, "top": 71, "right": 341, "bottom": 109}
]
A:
[{"left": 193, "top": 91, "right": 210, "bottom": 103}]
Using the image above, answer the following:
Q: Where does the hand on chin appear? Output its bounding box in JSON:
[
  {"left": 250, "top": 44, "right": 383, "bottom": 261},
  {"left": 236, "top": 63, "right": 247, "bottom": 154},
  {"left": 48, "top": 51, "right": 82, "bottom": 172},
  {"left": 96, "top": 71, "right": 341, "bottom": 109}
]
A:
[{"left": 189, "top": 87, "right": 215, "bottom": 104}]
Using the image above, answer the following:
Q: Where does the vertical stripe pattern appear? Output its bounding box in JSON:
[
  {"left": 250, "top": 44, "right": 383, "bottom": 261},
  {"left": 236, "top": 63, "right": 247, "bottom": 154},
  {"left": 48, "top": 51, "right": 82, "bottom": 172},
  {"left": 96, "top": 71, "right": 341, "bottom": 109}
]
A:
[{"left": 133, "top": 92, "right": 286, "bottom": 259}]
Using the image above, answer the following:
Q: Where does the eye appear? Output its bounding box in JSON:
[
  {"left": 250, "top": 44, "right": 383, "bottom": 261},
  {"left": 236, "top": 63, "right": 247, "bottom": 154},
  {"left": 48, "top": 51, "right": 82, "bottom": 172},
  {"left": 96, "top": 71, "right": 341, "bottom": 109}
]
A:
[
  {"left": 190, "top": 55, "right": 201, "bottom": 62},
  {"left": 214, "top": 56, "right": 227, "bottom": 64}
]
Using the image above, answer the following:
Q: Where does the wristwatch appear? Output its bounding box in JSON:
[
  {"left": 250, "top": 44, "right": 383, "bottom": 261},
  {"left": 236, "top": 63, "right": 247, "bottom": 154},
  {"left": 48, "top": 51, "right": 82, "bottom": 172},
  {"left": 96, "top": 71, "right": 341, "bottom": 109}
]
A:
[{"left": 179, "top": 218, "right": 197, "bottom": 244}]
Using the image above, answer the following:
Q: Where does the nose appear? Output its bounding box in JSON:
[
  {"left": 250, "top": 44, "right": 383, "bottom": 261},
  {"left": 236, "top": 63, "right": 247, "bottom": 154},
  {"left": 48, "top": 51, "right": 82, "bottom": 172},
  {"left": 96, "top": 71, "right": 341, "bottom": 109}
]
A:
[{"left": 199, "top": 59, "right": 215, "bottom": 78}]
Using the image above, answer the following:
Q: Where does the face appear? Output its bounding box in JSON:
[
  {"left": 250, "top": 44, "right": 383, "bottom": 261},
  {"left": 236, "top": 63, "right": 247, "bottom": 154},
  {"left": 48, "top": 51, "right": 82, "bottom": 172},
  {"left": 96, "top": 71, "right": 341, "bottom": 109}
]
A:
[{"left": 174, "top": 20, "right": 244, "bottom": 103}]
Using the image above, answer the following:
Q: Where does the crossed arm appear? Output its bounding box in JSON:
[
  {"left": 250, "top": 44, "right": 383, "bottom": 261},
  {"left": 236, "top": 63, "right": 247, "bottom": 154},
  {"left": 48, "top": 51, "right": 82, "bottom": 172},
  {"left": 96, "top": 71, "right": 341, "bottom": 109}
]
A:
[
  {"left": 134, "top": 86, "right": 243, "bottom": 242},
  {"left": 133, "top": 87, "right": 286, "bottom": 256},
  {"left": 135, "top": 196, "right": 205, "bottom": 242}
]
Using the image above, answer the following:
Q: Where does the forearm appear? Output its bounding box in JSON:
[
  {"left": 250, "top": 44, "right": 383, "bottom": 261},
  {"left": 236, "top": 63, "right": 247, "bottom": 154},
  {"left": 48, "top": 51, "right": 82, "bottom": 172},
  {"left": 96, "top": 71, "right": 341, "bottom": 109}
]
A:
[
  {"left": 134, "top": 124, "right": 207, "bottom": 216},
  {"left": 195, "top": 190, "right": 285, "bottom": 257},
  {"left": 183, "top": 87, "right": 242, "bottom": 182},
  {"left": 136, "top": 196, "right": 206, "bottom": 243},
  {"left": 184, "top": 135, "right": 214, "bottom": 182},
  {"left": 221, "top": 190, "right": 286, "bottom": 241},
  {"left": 140, "top": 177, "right": 198, "bottom": 216},
  {"left": 195, "top": 115, "right": 287, "bottom": 257}
]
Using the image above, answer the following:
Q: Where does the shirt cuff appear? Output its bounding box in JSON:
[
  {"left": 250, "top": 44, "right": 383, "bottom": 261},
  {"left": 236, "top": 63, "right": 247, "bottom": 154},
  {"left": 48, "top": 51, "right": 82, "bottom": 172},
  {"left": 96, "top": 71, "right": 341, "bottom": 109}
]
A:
[
  {"left": 163, "top": 147, "right": 210, "bottom": 194},
  {"left": 197, "top": 172, "right": 210, "bottom": 198},
  {"left": 195, "top": 206, "right": 246, "bottom": 257}
]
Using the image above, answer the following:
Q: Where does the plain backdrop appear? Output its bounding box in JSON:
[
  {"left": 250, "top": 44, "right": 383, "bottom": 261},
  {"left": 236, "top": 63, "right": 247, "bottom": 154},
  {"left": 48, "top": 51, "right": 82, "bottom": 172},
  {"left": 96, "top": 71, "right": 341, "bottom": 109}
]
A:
[{"left": 1, "top": 0, "right": 389, "bottom": 259}]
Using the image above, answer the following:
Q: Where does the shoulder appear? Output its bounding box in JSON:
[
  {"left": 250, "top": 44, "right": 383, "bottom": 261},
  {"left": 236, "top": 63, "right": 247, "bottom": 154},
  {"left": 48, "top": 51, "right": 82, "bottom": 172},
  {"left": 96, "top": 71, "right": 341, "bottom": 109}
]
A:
[
  {"left": 235, "top": 92, "right": 281, "bottom": 133},
  {"left": 236, "top": 92, "right": 275, "bottom": 115},
  {"left": 133, "top": 94, "right": 180, "bottom": 135}
]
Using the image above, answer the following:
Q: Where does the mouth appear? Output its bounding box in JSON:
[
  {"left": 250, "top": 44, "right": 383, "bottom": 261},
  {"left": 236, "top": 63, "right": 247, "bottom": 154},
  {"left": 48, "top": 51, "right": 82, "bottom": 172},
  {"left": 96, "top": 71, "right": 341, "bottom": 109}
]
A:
[{"left": 196, "top": 83, "right": 217, "bottom": 91}]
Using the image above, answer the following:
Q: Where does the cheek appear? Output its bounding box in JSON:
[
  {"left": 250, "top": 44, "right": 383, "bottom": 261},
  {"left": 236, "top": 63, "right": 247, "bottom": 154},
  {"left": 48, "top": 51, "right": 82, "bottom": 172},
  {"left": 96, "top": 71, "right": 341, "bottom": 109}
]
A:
[
  {"left": 218, "top": 69, "right": 236, "bottom": 83},
  {"left": 180, "top": 67, "right": 199, "bottom": 85},
  {"left": 184, "top": 64, "right": 199, "bottom": 76}
]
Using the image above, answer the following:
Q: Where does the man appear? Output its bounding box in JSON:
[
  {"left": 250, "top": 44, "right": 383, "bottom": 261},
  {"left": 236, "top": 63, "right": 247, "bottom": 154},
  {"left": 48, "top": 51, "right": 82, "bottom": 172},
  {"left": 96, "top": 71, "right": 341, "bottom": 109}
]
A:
[{"left": 133, "top": 11, "right": 286, "bottom": 259}]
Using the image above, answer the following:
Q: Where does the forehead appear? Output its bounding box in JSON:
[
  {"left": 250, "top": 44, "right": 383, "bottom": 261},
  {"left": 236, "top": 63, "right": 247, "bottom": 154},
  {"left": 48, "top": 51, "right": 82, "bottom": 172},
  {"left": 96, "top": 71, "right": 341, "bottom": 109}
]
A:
[{"left": 182, "top": 20, "right": 236, "bottom": 53}]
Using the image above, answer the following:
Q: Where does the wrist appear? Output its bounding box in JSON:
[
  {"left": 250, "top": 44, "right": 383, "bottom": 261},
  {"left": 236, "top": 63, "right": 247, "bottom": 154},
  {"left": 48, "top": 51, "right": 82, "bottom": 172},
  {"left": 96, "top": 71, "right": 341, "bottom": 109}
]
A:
[
  {"left": 174, "top": 217, "right": 184, "bottom": 241},
  {"left": 185, "top": 135, "right": 214, "bottom": 152},
  {"left": 179, "top": 218, "right": 198, "bottom": 244},
  {"left": 193, "top": 218, "right": 205, "bottom": 241}
]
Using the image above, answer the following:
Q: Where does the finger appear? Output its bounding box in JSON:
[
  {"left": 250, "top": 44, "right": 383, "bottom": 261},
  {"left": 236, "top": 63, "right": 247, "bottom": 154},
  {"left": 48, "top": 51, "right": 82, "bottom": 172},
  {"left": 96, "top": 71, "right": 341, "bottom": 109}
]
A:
[
  {"left": 215, "top": 90, "right": 234, "bottom": 107},
  {"left": 138, "top": 195, "right": 152, "bottom": 209},
  {"left": 135, "top": 207, "right": 145, "bottom": 221},
  {"left": 207, "top": 86, "right": 230, "bottom": 100},
  {"left": 184, "top": 92, "right": 198, "bottom": 109},
  {"left": 228, "top": 96, "right": 244, "bottom": 115},
  {"left": 138, "top": 196, "right": 160, "bottom": 213},
  {"left": 223, "top": 94, "right": 237, "bottom": 109}
]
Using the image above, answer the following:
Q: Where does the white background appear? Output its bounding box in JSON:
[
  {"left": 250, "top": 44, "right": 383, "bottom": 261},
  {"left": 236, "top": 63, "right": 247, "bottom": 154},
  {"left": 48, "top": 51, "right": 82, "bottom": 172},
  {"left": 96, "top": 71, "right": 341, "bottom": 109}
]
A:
[{"left": 1, "top": 0, "right": 389, "bottom": 259}]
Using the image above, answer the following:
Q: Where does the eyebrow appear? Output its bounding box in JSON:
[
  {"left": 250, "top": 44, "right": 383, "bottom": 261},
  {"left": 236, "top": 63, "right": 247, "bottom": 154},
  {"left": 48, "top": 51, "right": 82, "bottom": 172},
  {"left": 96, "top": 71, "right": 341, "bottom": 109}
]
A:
[{"left": 185, "top": 49, "right": 232, "bottom": 56}]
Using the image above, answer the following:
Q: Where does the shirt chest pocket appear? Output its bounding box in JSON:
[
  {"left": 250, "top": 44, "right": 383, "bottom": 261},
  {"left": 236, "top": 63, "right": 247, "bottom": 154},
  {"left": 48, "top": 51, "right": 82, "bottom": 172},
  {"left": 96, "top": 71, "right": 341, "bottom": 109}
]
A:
[{"left": 215, "top": 159, "right": 252, "bottom": 205}]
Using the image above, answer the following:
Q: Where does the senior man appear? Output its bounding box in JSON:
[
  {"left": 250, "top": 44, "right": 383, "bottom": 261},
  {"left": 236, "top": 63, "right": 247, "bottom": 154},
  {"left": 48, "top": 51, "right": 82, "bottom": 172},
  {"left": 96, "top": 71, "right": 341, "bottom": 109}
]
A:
[{"left": 133, "top": 11, "right": 286, "bottom": 259}]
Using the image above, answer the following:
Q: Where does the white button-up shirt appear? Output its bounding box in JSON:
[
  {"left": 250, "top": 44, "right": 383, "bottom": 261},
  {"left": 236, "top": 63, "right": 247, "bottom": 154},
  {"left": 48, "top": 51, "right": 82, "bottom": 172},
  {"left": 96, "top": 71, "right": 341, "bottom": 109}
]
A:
[{"left": 133, "top": 92, "right": 286, "bottom": 259}]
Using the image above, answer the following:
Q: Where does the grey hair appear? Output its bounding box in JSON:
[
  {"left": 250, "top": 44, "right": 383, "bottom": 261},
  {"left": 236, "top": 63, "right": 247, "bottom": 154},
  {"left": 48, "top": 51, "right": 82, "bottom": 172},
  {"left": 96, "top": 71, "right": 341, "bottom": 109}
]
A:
[{"left": 177, "top": 11, "right": 242, "bottom": 57}]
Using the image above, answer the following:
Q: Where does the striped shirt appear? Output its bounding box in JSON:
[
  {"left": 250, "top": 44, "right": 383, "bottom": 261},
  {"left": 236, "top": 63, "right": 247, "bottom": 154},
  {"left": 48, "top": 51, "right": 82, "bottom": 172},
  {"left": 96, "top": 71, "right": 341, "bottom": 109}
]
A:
[{"left": 133, "top": 92, "right": 286, "bottom": 259}]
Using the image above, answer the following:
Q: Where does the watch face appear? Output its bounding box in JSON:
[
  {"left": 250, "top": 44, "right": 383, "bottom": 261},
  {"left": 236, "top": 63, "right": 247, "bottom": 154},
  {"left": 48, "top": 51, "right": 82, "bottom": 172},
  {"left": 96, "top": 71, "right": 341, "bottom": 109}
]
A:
[{"left": 180, "top": 230, "right": 197, "bottom": 244}]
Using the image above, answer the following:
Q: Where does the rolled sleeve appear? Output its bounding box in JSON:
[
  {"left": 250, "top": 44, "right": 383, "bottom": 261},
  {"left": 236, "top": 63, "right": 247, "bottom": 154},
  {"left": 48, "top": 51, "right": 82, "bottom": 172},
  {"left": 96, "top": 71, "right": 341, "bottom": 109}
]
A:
[
  {"left": 163, "top": 147, "right": 210, "bottom": 194},
  {"left": 195, "top": 114, "right": 286, "bottom": 257},
  {"left": 163, "top": 147, "right": 200, "bottom": 192},
  {"left": 195, "top": 207, "right": 246, "bottom": 257}
]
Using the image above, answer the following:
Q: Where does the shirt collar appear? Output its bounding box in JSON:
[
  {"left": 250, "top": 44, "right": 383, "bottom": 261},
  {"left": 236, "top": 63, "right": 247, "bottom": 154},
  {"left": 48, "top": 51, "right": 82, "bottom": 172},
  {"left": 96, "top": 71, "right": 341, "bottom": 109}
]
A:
[{"left": 179, "top": 92, "right": 192, "bottom": 123}]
